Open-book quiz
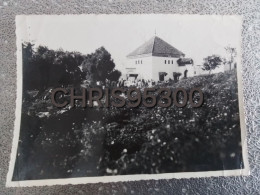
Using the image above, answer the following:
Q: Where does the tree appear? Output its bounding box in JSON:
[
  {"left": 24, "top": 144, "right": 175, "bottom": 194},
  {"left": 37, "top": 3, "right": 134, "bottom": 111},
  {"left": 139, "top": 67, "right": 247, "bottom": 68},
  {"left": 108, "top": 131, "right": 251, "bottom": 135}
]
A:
[
  {"left": 224, "top": 47, "right": 237, "bottom": 71},
  {"left": 201, "top": 55, "right": 222, "bottom": 74},
  {"left": 82, "top": 47, "right": 121, "bottom": 84},
  {"left": 22, "top": 43, "right": 86, "bottom": 92},
  {"left": 107, "top": 70, "right": 122, "bottom": 82}
]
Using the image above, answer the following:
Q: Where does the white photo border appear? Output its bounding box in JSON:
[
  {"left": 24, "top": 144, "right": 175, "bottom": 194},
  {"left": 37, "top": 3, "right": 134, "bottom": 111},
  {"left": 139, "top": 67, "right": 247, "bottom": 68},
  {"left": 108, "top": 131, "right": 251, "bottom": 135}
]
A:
[{"left": 6, "top": 14, "right": 250, "bottom": 187}]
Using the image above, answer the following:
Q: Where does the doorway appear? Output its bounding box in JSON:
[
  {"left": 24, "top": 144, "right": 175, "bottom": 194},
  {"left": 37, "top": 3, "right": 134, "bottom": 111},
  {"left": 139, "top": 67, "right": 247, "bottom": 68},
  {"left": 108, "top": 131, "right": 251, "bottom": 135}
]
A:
[
  {"left": 184, "top": 70, "right": 188, "bottom": 78},
  {"left": 159, "top": 72, "right": 167, "bottom": 81}
]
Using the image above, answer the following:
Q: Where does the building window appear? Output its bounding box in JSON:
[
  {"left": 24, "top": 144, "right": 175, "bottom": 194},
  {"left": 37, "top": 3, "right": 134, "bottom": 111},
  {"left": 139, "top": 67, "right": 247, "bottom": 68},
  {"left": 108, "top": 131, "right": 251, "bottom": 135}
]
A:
[
  {"left": 168, "top": 60, "right": 170, "bottom": 64},
  {"left": 141, "top": 60, "right": 142, "bottom": 64},
  {"left": 172, "top": 60, "right": 174, "bottom": 64},
  {"left": 165, "top": 60, "right": 166, "bottom": 64}
]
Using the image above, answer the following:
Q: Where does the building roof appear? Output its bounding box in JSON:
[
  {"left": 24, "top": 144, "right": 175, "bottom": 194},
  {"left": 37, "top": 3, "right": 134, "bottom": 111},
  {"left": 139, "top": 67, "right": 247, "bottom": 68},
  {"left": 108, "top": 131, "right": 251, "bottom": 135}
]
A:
[{"left": 127, "top": 36, "right": 185, "bottom": 58}]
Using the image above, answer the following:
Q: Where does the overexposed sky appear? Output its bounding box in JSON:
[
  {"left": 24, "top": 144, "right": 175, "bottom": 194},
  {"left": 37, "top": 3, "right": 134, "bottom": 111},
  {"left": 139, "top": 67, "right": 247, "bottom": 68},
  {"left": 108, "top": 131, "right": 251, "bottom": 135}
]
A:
[{"left": 18, "top": 15, "right": 242, "bottom": 71}]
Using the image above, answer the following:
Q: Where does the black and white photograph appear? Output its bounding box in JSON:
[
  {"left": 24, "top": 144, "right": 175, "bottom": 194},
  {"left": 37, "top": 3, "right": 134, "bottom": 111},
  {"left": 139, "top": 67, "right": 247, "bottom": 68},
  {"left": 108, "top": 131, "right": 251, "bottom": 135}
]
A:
[{"left": 7, "top": 14, "right": 249, "bottom": 186}]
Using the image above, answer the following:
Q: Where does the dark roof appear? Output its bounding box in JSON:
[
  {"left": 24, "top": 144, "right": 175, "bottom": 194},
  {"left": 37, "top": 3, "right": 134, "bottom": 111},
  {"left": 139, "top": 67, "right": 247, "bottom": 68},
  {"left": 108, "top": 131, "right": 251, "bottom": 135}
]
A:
[{"left": 127, "top": 36, "right": 185, "bottom": 58}]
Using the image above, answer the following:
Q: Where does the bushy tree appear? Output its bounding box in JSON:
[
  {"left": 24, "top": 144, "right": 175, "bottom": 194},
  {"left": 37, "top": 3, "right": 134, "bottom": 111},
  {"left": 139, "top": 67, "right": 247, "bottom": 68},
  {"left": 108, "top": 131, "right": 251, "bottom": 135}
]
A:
[
  {"left": 82, "top": 47, "right": 121, "bottom": 84},
  {"left": 107, "top": 70, "right": 122, "bottom": 82},
  {"left": 202, "top": 55, "right": 222, "bottom": 74},
  {"left": 22, "top": 43, "right": 86, "bottom": 92}
]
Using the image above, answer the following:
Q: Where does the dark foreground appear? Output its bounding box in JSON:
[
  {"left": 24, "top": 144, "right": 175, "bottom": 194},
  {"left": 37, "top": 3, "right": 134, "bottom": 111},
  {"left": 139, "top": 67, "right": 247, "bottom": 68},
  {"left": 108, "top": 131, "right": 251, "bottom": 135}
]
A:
[{"left": 13, "top": 70, "right": 244, "bottom": 180}]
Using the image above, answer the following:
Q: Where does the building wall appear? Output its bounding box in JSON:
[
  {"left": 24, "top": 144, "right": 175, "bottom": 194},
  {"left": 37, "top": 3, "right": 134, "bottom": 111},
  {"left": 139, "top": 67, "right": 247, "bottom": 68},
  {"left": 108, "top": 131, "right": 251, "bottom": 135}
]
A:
[
  {"left": 152, "top": 56, "right": 194, "bottom": 81},
  {"left": 125, "top": 56, "right": 153, "bottom": 80},
  {"left": 152, "top": 56, "right": 176, "bottom": 81},
  {"left": 224, "top": 63, "right": 236, "bottom": 72},
  {"left": 183, "top": 64, "right": 195, "bottom": 78},
  {"left": 126, "top": 56, "right": 195, "bottom": 81}
]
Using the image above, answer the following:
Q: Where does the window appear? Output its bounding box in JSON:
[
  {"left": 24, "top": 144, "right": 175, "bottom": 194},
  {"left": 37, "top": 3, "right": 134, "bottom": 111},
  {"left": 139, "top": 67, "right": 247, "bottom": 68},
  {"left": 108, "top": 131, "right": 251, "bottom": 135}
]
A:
[
  {"left": 168, "top": 60, "right": 170, "bottom": 64},
  {"left": 141, "top": 60, "right": 142, "bottom": 64},
  {"left": 165, "top": 60, "right": 167, "bottom": 64},
  {"left": 172, "top": 60, "right": 174, "bottom": 64}
]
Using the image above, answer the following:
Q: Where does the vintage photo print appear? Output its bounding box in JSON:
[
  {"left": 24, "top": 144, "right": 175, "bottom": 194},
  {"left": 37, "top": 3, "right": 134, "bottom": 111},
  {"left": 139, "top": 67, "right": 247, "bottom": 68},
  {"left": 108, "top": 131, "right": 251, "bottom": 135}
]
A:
[{"left": 7, "top": 15, "right": 249, "bottom": 187}]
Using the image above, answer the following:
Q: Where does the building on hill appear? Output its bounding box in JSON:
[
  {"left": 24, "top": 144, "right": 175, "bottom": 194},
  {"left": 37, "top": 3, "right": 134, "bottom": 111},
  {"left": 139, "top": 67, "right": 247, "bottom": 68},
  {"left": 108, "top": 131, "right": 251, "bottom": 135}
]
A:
[{"left": 125, "top": 36, "right": 194, "bottom": 82}]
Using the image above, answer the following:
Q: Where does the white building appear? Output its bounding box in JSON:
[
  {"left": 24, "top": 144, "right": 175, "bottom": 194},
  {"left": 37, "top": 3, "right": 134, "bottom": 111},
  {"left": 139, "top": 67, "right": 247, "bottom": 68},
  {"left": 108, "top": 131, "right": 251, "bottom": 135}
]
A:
[
  {"left": 125, "top": 36, "right": 194, "bottom": 82},
  {"left": 194, "top": 59, "right": 237, "bottom": 75}
]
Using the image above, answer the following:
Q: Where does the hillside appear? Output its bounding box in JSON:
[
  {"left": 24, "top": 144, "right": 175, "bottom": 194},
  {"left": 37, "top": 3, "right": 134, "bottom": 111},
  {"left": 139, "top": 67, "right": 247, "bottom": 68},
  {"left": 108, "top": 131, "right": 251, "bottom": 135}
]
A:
[
  {"left": 98, "top": 70, "right": 243, "bottom": 175},
  {"left": 13, "top": 70, "right": 243, "bottom": 180}
]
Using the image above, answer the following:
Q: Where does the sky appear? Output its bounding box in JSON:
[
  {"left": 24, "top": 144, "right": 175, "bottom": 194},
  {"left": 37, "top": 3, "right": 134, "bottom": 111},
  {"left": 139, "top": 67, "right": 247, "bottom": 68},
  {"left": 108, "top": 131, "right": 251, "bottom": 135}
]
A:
[{"left": 17, "top": 15, "right": 242, "bottom": 72}]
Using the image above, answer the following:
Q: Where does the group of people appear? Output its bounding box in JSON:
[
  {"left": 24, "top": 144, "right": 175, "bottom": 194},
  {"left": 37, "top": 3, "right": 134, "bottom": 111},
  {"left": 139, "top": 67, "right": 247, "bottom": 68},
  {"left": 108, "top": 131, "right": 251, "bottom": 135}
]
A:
[{"left": 102, "top": 78, "right": 174, "bottom": 88}]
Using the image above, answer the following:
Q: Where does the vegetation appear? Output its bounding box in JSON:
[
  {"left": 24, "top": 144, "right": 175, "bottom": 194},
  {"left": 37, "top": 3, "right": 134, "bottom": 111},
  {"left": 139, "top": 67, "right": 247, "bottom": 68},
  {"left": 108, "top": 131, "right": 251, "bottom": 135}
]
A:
[
  {"left": 13, "top": 67, "right": 243, "bottom": 180},
  {"left": 98, "top": 70, "right": 243, "bottom": 175},
  {"left": 22, "top": 43, "right": 86, "bottom": 92},
  {"left": 22, "top": 43, "right": 121, "bottom": 92},
  {"left": 201, "top": 55, "right": 222, "bottom": 74},
  {"left": 201, "top": 48, "right": 237, "bottom": 73},
  {"left": 82, "top": 47, "right": 121, "bottom": 83}
]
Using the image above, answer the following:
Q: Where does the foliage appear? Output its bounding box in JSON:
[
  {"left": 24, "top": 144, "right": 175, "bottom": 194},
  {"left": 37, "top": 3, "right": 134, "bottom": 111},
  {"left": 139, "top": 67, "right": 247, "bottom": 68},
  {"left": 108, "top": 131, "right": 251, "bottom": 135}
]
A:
[
  {"left": 99, "top": 70, "right": 242, "bottom": 175},
  {"left": 201, "top": 55, "right": 222, "bottom": 74},
  {"left": 81, "top": 47, "right": 121, "bottom": 83},
  {"left": 14, "top": 64, "right": 242, "bottom": 179},
  {"left": 107, "top": 69, "right": 122, "bottom": 82},
  {"left": 22, "top": 43, "right": 121, "bottom": 91},
  {"left": 22, "top": 43, "right": 86, "bottom": 91}
]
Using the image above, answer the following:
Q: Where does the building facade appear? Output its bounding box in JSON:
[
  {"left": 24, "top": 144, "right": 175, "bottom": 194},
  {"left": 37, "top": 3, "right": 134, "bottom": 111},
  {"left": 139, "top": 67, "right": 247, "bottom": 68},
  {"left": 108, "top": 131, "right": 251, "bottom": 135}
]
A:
[{"left": 125, "top": 36, "right": 194, "bottom": 82}]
